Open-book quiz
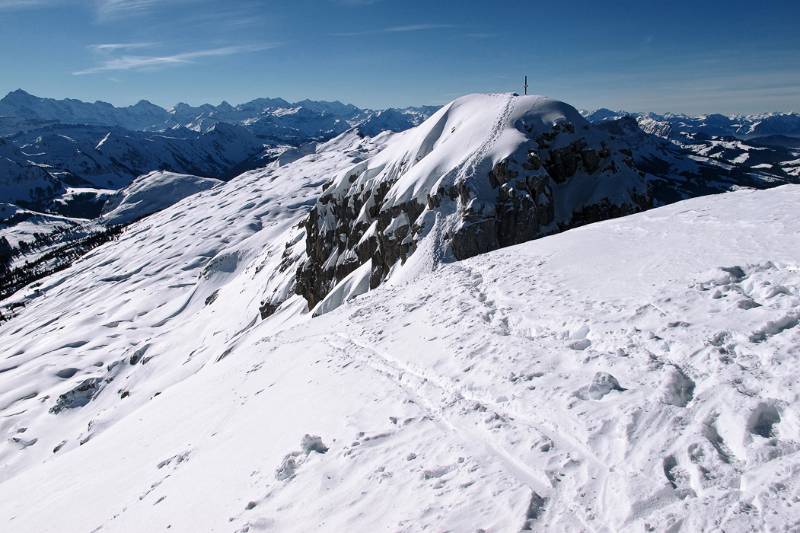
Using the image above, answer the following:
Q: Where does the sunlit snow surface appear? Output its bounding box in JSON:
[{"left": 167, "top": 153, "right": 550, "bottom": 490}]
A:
[
  {"left": 1, "top": 125, "right": 800, "bottom": 529},
  {"left": 100, "top": 171, "right": 223, "bottom": 225}
]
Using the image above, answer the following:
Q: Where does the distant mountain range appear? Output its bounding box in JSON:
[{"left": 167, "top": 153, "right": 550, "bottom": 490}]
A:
[
  {"left": 0, "top": 89, "right": 436, "bottom": 138},
  {"left": 581, "top": 107, "right": 800, "bottom": 143},
  {"left": 0, "top": 89, "right": 439, "bottom": 217},
  {"left": 580, "top": 108, "right": 800, "bottom": 183}
]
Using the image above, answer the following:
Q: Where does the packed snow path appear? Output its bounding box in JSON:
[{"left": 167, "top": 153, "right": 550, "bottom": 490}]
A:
[
  {"left": 0, "top": 185, "right": 799, "bottom": 531},
  {"left": 455, "top": 92, "right": 516, "bottom": 184}
]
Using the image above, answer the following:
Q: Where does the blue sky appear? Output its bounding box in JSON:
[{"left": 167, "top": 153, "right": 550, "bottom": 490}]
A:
[{"left": 0, "top": 0, "right": 798, "bottom": 114}]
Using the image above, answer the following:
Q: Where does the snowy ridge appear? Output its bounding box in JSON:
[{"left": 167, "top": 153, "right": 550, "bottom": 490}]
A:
[
  {"left": 0, "top": 91, "right": 439, "bottom": 259},
  {"left": 100, "top": 171, "right": 223, "bottom": 225},
  {"left": 0, "top": 184, "right": 799, "bottom": 531},
  {"left": 0, "top": 89, "right": 437, "bottom": 139},
  {"left": 290, "top": 93, "right": 780, "bottom": 316}
]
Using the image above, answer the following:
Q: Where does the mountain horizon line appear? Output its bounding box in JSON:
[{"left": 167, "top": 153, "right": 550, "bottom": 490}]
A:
[
  {"left": 2, "top": 88, "right": 797, "bottom": 119},
  {"left": 0, "top": 88, "right": 437, "bottom": 115}
]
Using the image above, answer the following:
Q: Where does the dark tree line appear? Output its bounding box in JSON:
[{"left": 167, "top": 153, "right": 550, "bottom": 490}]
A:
[{"left": 0, "top": 225, "right": 125, "bottom": 313}]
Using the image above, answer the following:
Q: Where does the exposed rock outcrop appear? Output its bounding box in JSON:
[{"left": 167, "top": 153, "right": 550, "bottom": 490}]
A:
[
  {"left": 289, "top": 94, "right": 654, "bottom": 313},
  {"left": 260, "top": 93, "right": 797, "bottom": 317}
]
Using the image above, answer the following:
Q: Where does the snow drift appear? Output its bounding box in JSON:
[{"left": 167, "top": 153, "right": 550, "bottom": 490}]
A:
[
  {"left": 0, "top": 182, "right": 799, "bottom": 531},
  {"left": 101, "top": 171, "right": 222, "bottom": 225}
]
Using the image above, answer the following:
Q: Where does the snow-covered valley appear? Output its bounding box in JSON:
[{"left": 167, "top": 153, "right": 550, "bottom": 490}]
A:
[{"left": 1, "top": 92, "right": 799, "bottom": 532}]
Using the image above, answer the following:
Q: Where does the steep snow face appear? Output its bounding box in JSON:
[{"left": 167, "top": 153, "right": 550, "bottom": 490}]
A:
[
  {"left": 291, "top": 94, "right": 669, "bottom": 313},
  {"left": 0, "top": 128, "right": 389, "bottom": 478},
  {"left": 289, "top": 96, "right": 800, "bottom": 316},
  {"left": 1, "top": 186, "right": 799, "bottom": 531},
  {"left": 100, "top": 171, "right": 222, "bottom": 225}
]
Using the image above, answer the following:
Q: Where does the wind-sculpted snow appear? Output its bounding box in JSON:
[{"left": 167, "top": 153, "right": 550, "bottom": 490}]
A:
[
  {"left": 1, "top": 186, "right": 799, "bottom": 532},
  {"left": 0, "top": 129, "right": 388, "bottom": 479},
  {"left": 100, "top": 171, "right": 222, "bottom": 225}
]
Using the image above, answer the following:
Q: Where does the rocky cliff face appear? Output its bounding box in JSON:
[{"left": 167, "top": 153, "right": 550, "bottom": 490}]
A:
[
  {"left": 281, "top": 94, "right": 655, "bottom": 314},
  {"left": 448, "top": 122, "right": 650, "bottom": 260},
  {"left": 259, "top": 94, "right": 800, "bottom": 318}
]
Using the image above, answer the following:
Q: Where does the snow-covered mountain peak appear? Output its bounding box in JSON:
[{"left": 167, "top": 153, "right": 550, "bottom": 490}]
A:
[
  {"left": 325, "top": 93, "right": 584, "bottom": 205},
  {"left": 287, "top": 92, "right": 652, "bottom": 314},
  {"left": 0, "top": 89, "right": 35, "bottom": 104}
]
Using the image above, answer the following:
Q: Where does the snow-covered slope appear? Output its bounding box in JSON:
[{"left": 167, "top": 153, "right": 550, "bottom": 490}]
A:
[
  {"left": 10, "top": 122, "right": 264, "bottom": 191},
  {"left": 0, "top": 91, "right": 438, "bottom": 242},
  {"left": 281, "top": 93, "right": 797, "bottom": 316},
  {"left": 356, "top": 106, "right": 440, "bottom": 137},
  {"left": 289, "top": 93, "right": 641, "bottom": 312},
  {"left": 2, "top": 92, "right": 800, "bottom": 532},
  {"left": 0, "top": 126, "right": 389, "bottom": 469},
  {"left": 100, "top": 171, "right": 222, "bottom": 225},
  {"left": 1, "top": 181, "right": 799, "bottom": 531},
  {"left": 0, "top": 203, "right": 85, "bottom": 256}
]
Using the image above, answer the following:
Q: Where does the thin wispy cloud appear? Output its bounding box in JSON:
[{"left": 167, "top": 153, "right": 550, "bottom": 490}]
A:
[
  {"left": 93, "top": 0, "right": 160, "bottom": 20},
  {"left": 89, "top": 42, "right": 159, "bottom": 53},
  {"left": 332, "top": 23, "right": 455, "bottom": 37},
  {"left": 175, "top": 2, "right": 267, "bottom": 30},
  {"left": 73, "top": 43, "right": 280, "bottom": 75}
]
